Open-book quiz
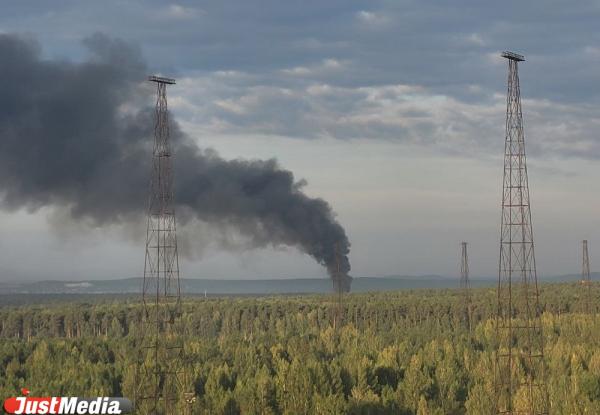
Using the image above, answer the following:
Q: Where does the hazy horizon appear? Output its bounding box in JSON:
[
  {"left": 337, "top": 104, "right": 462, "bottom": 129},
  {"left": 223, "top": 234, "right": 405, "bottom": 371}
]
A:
[{"left": 0, "top": 271, "right": 592, "bottom": 285}]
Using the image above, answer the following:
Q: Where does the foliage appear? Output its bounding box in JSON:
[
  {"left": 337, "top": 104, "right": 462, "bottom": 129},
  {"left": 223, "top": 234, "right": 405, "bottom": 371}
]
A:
[{"left": 0, "top": 282, "right": 599, "bottom": 413}]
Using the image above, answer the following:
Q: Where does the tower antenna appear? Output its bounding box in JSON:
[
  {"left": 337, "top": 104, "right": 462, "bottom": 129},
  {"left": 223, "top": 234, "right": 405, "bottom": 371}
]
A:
[
  {"left": 460, "top": 242, "right": 472, "bottom": 333},
  {"left": 581, "top": 240, "right": 592, "bottom": 313},
  {"left": 494, "top": 51, "right": 548, "bottom": 414},
  {"left": 135, "top": 75, "right": 192, "bottom": 414}
]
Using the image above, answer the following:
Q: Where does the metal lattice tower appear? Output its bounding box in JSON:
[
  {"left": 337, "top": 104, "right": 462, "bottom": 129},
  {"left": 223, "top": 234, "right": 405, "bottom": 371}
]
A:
[
  {"left": 135, "top": 76, "right": 191, "bottom": 415},
  {"left": 581, "top": 240, "right": 592, "bottom": 313},
  {"left": 460, "top": 242, "right": 472, "bottom": 333},
  {"left": 494, "top": 52, "right": 548, "bottom": 415}
]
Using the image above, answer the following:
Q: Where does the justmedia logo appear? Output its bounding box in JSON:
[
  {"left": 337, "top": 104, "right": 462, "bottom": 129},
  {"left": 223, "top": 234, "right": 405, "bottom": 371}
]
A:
[{"left": 3, "top": 388, "right": 133, "bottom": 415}]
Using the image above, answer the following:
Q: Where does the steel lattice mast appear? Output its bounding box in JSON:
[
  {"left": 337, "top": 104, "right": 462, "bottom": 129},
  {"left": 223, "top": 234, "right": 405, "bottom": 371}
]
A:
[
  {"left": 460, "top": 242, "right": 472, "bottom": 333},
  {"left": 494, "top": 51, "right": 548, "bottom": 415},
  {"left": 581, "top": 240, "right": 592, "bottom": 313},
  {"left": 135, "top": 75, "right": 191, "bottom": 415}
]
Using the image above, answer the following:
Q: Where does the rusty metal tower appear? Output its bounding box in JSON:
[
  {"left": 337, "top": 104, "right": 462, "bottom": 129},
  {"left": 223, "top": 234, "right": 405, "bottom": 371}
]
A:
[
  {"left": 581, "top": 240, "right": 592, "bottom": 313},
  {"left": 494, "top": 51, "right": 548, "bottom": 415},
  {"left": 135, "top": 75, "right": 191, "bottom": 415},
  {"left": 460, "top": 242, "right": 472, "bottom": 333}
]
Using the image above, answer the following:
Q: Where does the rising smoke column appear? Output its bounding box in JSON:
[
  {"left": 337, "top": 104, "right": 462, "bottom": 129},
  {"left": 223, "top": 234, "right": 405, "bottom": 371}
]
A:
[{"left": 0, "top": 33, "right": 352, "bottom": 290}]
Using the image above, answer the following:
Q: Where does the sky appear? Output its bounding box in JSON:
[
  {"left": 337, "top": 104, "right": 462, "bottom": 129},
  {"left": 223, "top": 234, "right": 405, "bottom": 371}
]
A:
[{"left": 1, "top": 0, "right": 600, "bottom": 281}]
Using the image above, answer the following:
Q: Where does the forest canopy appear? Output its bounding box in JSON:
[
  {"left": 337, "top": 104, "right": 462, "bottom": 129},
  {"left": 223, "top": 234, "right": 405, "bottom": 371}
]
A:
[{"left": 0, "top": 283, "right": 599, "bottom": 414}]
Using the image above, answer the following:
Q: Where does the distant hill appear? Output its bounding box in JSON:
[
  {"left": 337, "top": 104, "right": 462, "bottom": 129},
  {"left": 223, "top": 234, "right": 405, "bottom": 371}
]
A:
[{"left": 0, "top": 272, "right": 594, "bottom": 295}]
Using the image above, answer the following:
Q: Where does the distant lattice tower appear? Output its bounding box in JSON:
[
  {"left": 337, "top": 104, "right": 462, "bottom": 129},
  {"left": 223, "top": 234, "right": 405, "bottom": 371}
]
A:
[
  {"left": 581, "top": 240, "right": 592, "bottom": 313},
  {"left": 135, "top": 76, "right": 193, "bottom": 415},
  {"left": 494, "top": 52, "right": 549, "bottom": 415},
  {"left": 459, "top": 242, "right": 472, "bottom": 333}
]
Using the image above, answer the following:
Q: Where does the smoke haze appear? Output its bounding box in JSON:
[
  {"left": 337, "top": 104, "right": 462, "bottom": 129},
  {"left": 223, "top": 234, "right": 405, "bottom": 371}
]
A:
[{"left": 0, "top": 33, "right": 351, "bottom": 290}]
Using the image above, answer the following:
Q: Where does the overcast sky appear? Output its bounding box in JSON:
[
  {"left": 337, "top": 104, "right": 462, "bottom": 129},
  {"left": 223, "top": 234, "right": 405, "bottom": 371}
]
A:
[{"left": 1, "top": 0, "right": 600, "bottom": 281}]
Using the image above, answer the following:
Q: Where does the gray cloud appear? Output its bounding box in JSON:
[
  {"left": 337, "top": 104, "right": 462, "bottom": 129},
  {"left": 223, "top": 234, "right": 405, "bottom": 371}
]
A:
[
  {"left": 2, "top": 1, "right": 600, "bottom": 158},
  {"left": 0, "top": 33, "right": 351, "bottom": 289},
  {"left": 3, "top": 1, "right": 599, "bottom": 98},
  {"left": 172, "top": 69, "right": 600, "bottom": 161}
]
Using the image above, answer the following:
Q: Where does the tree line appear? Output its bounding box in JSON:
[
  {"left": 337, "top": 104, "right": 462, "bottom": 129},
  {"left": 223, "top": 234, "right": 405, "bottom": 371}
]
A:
[{"left": 0, "top": 282, "right": 599, "bottom": 414}]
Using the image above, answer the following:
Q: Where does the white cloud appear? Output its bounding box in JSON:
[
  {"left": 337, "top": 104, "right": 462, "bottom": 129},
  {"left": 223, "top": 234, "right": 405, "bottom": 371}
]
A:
[
  {"left": 162, "top": 4, "right": 203, "bottom": 20},
  {"left": 583, "top": 46, "right": 600, "bottom": 59},
  {"left": 171, "top": 68, "right": 600, "bottom": 163},
  {"left": 484, "top": 51, "right": 506, "bottom": 65},
  {"left": 355, "top": 10, "right": 390, "bottom": 26},
  {"left": 465, "top": 33, "right": 486, "bottom": 46},
  {"left": 281, "top": 58, "right": 348, "bottom": 77}
]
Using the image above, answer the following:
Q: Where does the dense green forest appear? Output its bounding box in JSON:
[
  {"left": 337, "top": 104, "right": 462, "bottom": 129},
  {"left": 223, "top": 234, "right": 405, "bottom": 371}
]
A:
[{"left": 1, "top": 283, "right": 599, "bottom": 414}]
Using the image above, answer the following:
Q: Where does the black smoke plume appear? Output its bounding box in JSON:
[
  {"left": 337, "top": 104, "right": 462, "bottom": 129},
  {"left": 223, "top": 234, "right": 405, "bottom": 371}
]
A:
[{"left": 0, "top": 33, "right": 351, "bottom": 291}]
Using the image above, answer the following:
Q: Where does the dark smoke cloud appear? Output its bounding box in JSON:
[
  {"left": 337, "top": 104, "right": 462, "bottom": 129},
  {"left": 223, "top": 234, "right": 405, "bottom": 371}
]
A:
[{"left": 0, "top": 33, "right": 351, "bottom": 290}]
